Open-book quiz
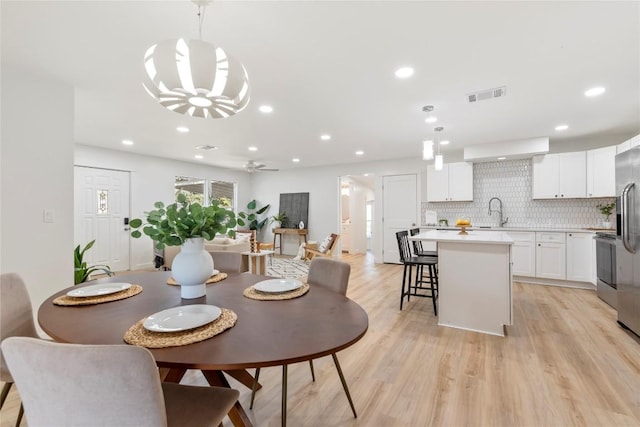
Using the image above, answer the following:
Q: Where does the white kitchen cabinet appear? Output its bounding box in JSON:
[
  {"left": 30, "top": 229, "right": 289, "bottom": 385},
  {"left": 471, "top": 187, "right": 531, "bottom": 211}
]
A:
[
  {"left": 535, "top": 232, "right": 566, "bottom": 280},
  {"left": 587, "top": 146, "right": 616, "bottom": 198},
  {"left": 566, "top": 232, "right": 594, "bottom": 282},
  {"left": 532, "top": 152, "right": 586, "bottom": 199},
  {"left": 507, "top": 232, "right": 536, "bottom": 276},
  {"left": 617, "top": 134, "right": 640, "bottom": 154},
  {"left": 426, "top": 162, "right": 473, "bottom": 202}
]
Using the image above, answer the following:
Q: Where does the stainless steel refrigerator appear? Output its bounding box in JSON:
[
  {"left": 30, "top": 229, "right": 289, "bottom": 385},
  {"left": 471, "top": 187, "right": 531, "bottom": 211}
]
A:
[{"left": 616, "top": 146, "right": 640, "bottom": 337}]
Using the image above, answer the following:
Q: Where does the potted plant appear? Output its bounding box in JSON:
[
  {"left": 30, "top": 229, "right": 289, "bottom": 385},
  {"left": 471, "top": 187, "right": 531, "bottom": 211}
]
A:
[
  {"left": 269, "top": 212, "right": 288, "bottom": 230},
  {"left": 129, "top": 193, "right": 237, "bottom": 298},
  {"left": 597, "top": 201, "right": 616, "bottom": 229},
  {"left": 237, "top": 199, "right": 270, "bottom": 232},
  {"left": 74, "top": 240, "right": 113, "bottom": 285}
]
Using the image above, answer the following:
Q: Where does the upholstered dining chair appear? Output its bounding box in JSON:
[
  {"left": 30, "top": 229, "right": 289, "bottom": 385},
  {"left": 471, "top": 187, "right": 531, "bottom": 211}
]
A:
[
  {"left": 209, "top": 251, "right": 248, "bottom": 273},
  {"left": 1, "top": 337, "right": 239, "bottom": 427},
  {"left": 396, "top": 230, "right": 439, "bottom": 315},
  {"left": 1, "top": 273, "right": 39, "bottom": 427},
  {"left": 250, "top": 257, "right": 358, "bottom": 422}
]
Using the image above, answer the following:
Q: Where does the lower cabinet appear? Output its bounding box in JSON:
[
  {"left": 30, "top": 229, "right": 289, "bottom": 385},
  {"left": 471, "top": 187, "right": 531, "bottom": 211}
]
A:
[
  {"left": 507, "top": 232, "right": 536, "bottom": 276},
  {"left": 566, "top": 232, "right": 594, "bottom": 283},
  {"left": 535, "top": 232, "right": 566, "bottom": 280}
]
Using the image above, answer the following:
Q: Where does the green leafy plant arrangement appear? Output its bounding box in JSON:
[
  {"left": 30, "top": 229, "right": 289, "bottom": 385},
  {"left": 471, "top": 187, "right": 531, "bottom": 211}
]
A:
[
  {"left": 74, "top": 240, "right": 113, "bottom": 285},
  {"left": 129, "top": 193, "right": 238, "bottom": 249},
  {"left": 597, "top": 202, "right": 616, "bottom": 220},
  {"left": 237, "top": 199, "right": 271, "bottom": 231},
  {"left": 270, "top": 211, "right": 288, "bottom": 226}
]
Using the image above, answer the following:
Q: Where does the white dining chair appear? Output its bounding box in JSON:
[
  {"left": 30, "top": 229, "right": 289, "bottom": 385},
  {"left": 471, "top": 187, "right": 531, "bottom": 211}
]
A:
[{"left": 1, "top": 337, "right": 240, "bottom": 427}]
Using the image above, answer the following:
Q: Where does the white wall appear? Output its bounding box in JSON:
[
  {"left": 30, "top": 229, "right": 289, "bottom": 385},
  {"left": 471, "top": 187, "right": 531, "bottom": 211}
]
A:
[
  {"left": 252, "top": 158, "right": 425, "bottom": 261},
  {"left": 1, "top": 67, "right": 75, "bottom": 320},
  {"left": 74, "top": 145, "right": 254, "bottom": 269}
]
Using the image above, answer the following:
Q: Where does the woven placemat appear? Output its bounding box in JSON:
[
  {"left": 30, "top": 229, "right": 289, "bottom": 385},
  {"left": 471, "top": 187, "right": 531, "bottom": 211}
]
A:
[
  {"left": 123, "top": 308, "right": 237, "bottom": 348},
  {"left": 53, "top": 284, "right": 143, "bottom": 306},
  {"left": 166, "top": 272, "right": 228, "bottom": 286},
  {"left": 243, "top": 283, "right": 310, "bottom": 300}
]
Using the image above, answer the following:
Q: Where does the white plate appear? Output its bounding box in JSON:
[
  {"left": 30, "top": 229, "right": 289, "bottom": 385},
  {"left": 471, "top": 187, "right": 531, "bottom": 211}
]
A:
[
  {"left": 253, "top": 278, "right": 303, "bottom": 294},
  {"left": 67, "top": 282, "right": 131, "bottom": 298},
  {"left": 143, "top": 305, "right": 222, "bottom": 333}
]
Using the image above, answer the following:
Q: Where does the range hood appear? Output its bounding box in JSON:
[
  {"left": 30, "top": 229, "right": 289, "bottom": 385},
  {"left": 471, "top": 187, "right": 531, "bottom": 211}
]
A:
[{"left": 463, "top": 137, "right": 549, "bottom": 162}]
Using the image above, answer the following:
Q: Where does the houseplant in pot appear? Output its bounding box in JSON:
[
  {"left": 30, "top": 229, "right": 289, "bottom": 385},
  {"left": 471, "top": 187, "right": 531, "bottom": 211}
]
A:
[
  {"left": 597, "top": 201, "right": 615, "bottom": 229},
  {"left": 129, "top": 193, "right": 237, "bottom": 299},
  {"left": 269, "top": 212, "right": 288, "bottom": 231}
]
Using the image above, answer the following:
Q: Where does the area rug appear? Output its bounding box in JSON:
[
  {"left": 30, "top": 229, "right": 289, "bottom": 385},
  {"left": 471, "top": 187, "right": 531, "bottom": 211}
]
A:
[{"left": 266, "top": 256, "right": 309, "bottom": 280}]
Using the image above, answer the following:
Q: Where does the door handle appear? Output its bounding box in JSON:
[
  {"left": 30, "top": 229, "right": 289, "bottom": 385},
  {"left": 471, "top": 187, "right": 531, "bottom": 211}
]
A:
[{"left": 621, "top": 182, "right": 635, "bottom": 253}]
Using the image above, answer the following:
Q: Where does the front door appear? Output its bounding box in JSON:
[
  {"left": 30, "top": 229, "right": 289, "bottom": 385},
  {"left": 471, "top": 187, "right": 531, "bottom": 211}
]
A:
[
  {"left": 382, "top": 174, "right": 418, "bottom": 263},
  {"left": 74, "top": 166, "right": 131, "bottom": 272}
]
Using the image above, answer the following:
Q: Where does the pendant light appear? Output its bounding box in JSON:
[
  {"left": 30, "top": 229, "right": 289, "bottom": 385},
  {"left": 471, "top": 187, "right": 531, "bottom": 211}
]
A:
[
  {"left": 423, "top": 140, "right": 434, "bottom": 160},
  {"left": 434, "top": 126, "right": 444, "bottom": 170},
  {"left": 142, "top": 0, "right": 250, "bottom": 119}
]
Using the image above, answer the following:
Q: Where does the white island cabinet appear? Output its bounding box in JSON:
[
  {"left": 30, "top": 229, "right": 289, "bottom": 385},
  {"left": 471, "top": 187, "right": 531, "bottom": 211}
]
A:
[{"left": 411, "top": 230, "right": 513, "bottom": 336}]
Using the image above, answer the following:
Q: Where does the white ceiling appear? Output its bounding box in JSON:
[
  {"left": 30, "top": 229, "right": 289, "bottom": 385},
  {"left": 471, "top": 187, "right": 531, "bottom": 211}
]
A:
[{"left": 2, "top": 1, "right": 639, "bottom": 172}]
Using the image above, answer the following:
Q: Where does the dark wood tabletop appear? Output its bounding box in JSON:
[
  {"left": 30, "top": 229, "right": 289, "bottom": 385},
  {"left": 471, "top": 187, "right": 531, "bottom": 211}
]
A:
[{"left": 38, "top": 271, "right": 369, "bottom": 371}]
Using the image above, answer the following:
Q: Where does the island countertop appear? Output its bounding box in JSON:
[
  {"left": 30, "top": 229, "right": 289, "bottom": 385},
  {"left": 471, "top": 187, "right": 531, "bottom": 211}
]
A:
[{"left": 411, "top": 229, "right": 514, "bottom": 245}]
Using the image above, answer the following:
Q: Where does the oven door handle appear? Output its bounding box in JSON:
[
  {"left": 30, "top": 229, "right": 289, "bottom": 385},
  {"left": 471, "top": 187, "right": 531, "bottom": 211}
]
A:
[{"left": 621, "top": 182, "right": 636, "bottom": 254}]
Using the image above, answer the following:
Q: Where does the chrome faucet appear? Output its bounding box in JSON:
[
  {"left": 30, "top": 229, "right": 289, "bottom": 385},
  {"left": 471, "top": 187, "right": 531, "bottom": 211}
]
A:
[{"left": 488, "top": 197, "right": 509, "bottom": 227}]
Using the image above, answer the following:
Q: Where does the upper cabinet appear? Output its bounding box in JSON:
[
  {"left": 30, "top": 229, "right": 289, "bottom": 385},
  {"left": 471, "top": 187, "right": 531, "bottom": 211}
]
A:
[
  {"left": 586, "top": 145, "right": 616, "bottom": 198},
  {"left": 617, "top": 134, "right": 640, "bottom": 154},
  {"left": 426, "top": 162, "right": 473, "bottom": 202},
  {"left": 532, "top": 152, "right": 586, "bottom": 199}
]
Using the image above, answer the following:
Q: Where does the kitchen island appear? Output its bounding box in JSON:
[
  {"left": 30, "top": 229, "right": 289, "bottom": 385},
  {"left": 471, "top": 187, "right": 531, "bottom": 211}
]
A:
[{"left": 410, "top": 229, "right": 514, "bottom": 336}]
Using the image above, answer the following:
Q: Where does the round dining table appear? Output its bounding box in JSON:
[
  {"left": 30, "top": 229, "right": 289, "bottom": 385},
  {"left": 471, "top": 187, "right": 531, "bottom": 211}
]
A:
[{"left": 38, "top": 271, "right": 369, "bottom": 427}]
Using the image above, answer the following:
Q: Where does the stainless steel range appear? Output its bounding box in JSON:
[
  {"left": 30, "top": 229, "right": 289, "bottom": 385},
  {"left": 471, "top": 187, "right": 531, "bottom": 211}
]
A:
[{"left": 594, "top": 231, "right": 617, "bottom": 309}]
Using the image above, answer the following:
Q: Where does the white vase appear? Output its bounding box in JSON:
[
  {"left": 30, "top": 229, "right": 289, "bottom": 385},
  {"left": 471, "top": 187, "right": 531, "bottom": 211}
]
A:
[
  {"left": 171, "top": 237, "right": 213, "bottom": 299},
  {"left": 271, "top": 221, "right": 281, "bottom": 231},
  {"left": 602, "top": 221, "right": 612, "bottom": 229}
]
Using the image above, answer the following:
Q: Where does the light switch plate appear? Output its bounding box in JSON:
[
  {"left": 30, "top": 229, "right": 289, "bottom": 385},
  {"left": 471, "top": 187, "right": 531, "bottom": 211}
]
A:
[{"left": 43, "top": 209, "right": 55, "bottom": 223}]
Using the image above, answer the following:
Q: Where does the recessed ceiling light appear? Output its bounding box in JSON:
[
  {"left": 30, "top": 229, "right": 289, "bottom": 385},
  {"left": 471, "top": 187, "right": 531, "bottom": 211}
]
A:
[
  {"left": 585, "top": 87, "right": 606, "bottom": 97},
  {"left": 425, "top": 116, "right": 438, "bottom": 124},
  {"left": 355, "top": 150, "right": 364, "bottom": 156},
  {"left": 176, "top": 126, "right": 189, "bottom": 133},
  {"left": 248, "top": 146, "right": 258, "bottom": 151},
  {"left": 555, "top": 124, "right": 569, "bottom": 131},
  {"left": 363, "top": 173, "right": 370, "bottom": 177},
  {"left": 292, "top": 158, "right": 300, "bottom": 163},
  {"left": 440, "top": 140, "right": 450, "bottom": 145},
  {"left": 194, "top": 154, "right": 204, "bottom": 159},
  {"left": 497, "top": 157, "right": 506, "bottom": 160},
  {"left": 320, "top": 134, "right": 331, "bottom": 141},
  {"left": 122, "top": 139, "right": 133, "bottom": 146},
  {"left": 259, "top": 105, "right": 273, "bottom": 113},
  {"left": 394, "top": 67, "right": 414, "bottom": 79}
]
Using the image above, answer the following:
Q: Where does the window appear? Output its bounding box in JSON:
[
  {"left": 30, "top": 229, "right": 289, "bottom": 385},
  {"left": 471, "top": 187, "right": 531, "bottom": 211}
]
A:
[
  {"left": 209, "top": 180, "right": 235, "bottom": 209},
  {"left": 174, "top": 176, "right": 205, "bottom": 204}
]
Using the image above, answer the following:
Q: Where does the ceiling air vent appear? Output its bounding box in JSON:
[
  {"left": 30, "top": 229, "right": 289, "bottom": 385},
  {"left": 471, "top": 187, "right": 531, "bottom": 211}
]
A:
[
  {"left": 195, "top": 145, "right": 218, "bottom": 150},
  {"left": 467, "top": 86, "right": 506, "bottom": 103}
]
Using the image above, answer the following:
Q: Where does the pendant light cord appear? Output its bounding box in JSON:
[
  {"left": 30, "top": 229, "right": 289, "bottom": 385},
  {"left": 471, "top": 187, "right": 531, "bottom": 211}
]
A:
[{"left": 197, "top": 4, "right": 207, "bottom": 40}]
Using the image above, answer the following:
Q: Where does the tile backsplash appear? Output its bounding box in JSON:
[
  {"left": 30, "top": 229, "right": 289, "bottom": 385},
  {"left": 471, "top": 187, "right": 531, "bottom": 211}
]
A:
[{"left": 422, "top": 159, "right": 615, "bottom": 228}]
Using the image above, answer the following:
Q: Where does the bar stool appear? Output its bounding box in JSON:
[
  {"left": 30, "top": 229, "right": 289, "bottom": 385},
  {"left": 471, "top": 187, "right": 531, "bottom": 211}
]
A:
[{"left": 396, "top": 230, "right": 439, "bottom": 315}]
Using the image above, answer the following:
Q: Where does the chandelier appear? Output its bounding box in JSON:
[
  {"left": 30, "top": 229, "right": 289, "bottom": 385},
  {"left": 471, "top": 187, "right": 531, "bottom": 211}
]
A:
[{"left": 142, "top": 1, "right": 250, "bottom": 119}]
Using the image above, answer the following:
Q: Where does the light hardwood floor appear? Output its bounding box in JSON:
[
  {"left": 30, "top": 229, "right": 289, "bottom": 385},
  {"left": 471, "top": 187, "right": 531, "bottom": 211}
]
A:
[{"left": 2, "top": 253, "right": 639, "bottom": 426}]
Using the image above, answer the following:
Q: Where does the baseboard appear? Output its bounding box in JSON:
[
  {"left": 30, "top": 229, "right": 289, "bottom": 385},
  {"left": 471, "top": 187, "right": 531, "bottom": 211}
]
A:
[{"left": 514, "top": 275, "right": 595, "bottom": 290}]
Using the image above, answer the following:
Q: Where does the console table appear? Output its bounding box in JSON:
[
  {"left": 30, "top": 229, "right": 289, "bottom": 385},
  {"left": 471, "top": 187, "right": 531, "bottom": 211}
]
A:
[{"left": 273, "top": 228, "right": 308, "bottom": 255}]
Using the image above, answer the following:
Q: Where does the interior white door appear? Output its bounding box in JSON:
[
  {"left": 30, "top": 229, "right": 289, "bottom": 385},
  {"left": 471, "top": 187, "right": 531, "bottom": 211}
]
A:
[
  {"left": 74, "top": 166, "right": 131, "bottom": 273},
  {"left": 383, "top": 174, "right": 418, "bottom": 263}
]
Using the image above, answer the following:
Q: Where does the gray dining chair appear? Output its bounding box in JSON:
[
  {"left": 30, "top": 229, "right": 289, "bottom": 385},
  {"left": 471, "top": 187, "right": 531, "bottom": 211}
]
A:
[
  {"left": 250, "top": 257, "right": 357, "bottom": 425},
  {"left": 209, "top": 251, "right": 248, "bottom": 273},
  {"left": 1, "top": 337, "right": 239, "bottom": 427},
  {"left": 1, "top": 273, "right": 39, "bottom": 427}
]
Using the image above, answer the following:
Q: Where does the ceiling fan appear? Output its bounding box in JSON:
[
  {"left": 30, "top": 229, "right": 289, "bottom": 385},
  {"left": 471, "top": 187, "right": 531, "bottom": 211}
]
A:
[{"left": 245, "top": 160, "right": 279, "bottom": 173}]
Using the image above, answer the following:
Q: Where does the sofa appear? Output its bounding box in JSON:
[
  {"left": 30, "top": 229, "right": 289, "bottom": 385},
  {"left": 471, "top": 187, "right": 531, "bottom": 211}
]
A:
[{"left": 162, "top": 235, "right": 251, "bottom": 270}]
